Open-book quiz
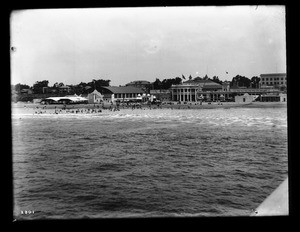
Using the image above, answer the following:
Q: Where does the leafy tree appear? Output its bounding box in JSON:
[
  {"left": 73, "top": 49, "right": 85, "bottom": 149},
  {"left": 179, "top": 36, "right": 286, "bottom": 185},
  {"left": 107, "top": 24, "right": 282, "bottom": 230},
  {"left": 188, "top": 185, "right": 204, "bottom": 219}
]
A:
[
  {"left": 153, "top": 78, "right": 162, "bottom": 89},
  {"left": 174, "top": 77, "right": 182, "bottom": 85},
  {"left": 212, "top": 76, "right": 223, "bottom": 85},
  {"left": 78, "top": 82, "right": 87, "bottom": 87},
  {"left": 72, "top": 84, "right": 85, "bottom": 95},
  {"left": 250, "top": 76, "right": 260, "bottom": 88},
  {"left": 154, "top": 77, "right": 183, "bottom": 89},
  {"left": 230, "top": 75, "right": 251, "bottom": 88},
  {"left": 161, "top": 79, "right": 173, "bottom": 89},
  {"left": 14, "top": 83, "right": 30, "bottom": 92},
  {"left": 203, "top": 74, "right": 209, "bottom": 80},
  {"left": 33, "top": 80, "right": 49, "bottom": 94},
  {"left": 88, "top": 79, "right": 111, "bottom": 90}
]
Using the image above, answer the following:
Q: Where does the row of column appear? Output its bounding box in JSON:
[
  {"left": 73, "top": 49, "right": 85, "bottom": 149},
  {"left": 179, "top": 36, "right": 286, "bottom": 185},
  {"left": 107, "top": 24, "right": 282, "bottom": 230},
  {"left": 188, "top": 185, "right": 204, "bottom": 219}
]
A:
[
  {"left": 171, "top": 89, "right": 231, "bottom": 102},
  {"left": 172, "top": 89, "right": 197, "bottom": 102}
]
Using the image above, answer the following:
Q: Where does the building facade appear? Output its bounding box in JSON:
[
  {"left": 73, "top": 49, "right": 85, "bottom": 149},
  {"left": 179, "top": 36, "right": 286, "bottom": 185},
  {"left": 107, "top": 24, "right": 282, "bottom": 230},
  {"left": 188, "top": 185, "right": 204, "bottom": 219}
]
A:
[
  {"left": 235, "top": 93, "right": 259, "bottom": 103},
  {"left": 170, "top": 79, "right": 223, "bottom": 102},
  {"left": 58, "top": 85, "right": 72, "bottom": 93},
  {"left": 170, "top": 77, "right": 285, "bottom": 102},
  {"left": 87, "top": 89, "right": 103, "bottom": 104},
  {"left": 259, "top": 73, "right": 287, "bottom": 88},
  {"left": 99, "top": 86, "right": 145, "bottom": 102}
]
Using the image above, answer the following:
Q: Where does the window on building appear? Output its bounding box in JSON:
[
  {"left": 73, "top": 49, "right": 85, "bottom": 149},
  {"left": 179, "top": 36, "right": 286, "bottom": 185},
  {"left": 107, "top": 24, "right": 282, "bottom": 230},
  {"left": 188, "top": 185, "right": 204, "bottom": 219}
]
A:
[
  {"left": 266, "top": 78, "right": 268, "bottom": 81},
  {"left": 266, "top": 82, "right": 269, "bottom": 85}
]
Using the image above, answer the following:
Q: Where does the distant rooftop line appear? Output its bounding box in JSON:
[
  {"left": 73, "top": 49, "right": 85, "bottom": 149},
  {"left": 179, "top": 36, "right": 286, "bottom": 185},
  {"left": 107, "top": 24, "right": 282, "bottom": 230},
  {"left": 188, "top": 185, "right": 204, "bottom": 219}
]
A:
[{"left": 260, "top": 73, "right": 286, "bottom": 76}]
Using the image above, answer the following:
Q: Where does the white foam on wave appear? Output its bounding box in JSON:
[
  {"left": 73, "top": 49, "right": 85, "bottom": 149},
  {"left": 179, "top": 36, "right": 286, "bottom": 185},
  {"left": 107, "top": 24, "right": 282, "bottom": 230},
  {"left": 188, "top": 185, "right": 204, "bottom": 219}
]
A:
[{"left": 12, "top": 108, "right": 287, "bottom": 129}]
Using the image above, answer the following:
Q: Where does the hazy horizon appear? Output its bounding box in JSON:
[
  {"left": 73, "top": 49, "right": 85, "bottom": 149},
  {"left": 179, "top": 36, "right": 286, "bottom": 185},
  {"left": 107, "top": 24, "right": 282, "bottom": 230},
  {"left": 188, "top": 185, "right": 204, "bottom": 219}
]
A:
[{"left": 10, "top": 6, "right": 286, "bottom": 87}]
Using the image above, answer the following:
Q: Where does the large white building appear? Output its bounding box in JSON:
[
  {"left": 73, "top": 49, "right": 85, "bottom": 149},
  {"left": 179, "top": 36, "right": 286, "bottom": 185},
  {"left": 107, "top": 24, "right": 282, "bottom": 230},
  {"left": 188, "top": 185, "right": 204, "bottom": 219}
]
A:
[
  {"left": 259, "top": 73, "right": 287, "bottom": 88},
  {"left": 170, "top": 78, "right": 223, "bottom": 102},
  {"left": 99, "top": 86, "right": 145, "bottom": 102}
]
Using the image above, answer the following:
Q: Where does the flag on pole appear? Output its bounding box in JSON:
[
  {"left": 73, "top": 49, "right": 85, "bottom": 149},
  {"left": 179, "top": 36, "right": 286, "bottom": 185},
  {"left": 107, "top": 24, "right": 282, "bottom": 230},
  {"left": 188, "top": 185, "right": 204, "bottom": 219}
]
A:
[{"left": 182, "top": 74, "right": 186, "bottom": 80}]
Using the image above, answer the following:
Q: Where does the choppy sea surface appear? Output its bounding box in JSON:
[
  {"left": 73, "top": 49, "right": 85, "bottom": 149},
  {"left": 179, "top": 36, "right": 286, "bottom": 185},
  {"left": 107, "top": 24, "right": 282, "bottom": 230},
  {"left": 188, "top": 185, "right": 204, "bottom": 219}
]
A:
[{"left": 12, "top": 104, "right": 288, "bottom": 219}]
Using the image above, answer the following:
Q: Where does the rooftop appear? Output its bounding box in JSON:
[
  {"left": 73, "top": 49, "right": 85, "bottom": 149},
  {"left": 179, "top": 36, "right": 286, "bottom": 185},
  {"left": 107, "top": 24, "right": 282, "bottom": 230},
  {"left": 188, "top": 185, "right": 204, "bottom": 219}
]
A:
[
  {"left": 101, "top": 86, "right": 144, "bottom": 94},
  {"left": 183, "top": 79, "right": 221, "bottom": 86},
  {"left": 126, "top": 80, "right": 151, "bottom": 85},
  {"left": 88, "top": 89, "right": 103, "bottom": 96},
  {"left": 202, "top": 85, "right": 222, "bottom": 89},
  {"left": 260, "top": 73, "right": 286, "bottom": 77}
]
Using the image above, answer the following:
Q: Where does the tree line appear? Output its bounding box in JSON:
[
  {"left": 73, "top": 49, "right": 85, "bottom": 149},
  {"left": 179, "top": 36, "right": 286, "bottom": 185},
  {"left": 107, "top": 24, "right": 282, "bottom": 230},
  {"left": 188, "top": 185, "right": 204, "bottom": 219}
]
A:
[
  {"left": 12, "top": 74, "right": 261, "bottom": 94},
  {"left": 152, "top": 74, "right": 260, "bottom": 89},
  {"left": 12, "top": 79, "right": 111, "bottom": 95}
]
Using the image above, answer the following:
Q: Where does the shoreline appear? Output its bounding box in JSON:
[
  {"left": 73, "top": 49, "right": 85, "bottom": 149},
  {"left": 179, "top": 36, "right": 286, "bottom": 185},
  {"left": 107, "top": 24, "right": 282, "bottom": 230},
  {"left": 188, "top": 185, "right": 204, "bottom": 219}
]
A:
[
  {"left": 12, "top": 101, "right": 287, "bottom": 110},
  {"left": 11, "top": 101, "right": 287, "bottom": 117}
]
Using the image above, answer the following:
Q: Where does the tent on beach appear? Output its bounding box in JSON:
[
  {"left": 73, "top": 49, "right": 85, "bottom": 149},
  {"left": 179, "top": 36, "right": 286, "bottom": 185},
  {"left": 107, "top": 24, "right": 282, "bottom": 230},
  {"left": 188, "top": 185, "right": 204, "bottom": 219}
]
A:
[{"left": 41, "top": 94, "right": 88, "bottom": 104}]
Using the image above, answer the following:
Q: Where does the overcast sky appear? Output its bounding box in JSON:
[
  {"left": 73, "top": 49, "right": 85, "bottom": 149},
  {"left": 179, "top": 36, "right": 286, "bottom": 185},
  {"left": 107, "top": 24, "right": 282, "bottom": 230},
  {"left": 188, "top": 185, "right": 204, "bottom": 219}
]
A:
[{"left": 10, "top": 6, "right": 286, "bottom": 87}]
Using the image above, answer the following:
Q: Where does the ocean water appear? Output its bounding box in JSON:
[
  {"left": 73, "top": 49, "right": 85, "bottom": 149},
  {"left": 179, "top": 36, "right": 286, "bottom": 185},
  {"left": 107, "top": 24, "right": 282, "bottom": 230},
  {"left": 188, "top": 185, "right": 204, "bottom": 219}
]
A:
[{"left": 12, "top": 104, "right": 288, "bottom": 219}]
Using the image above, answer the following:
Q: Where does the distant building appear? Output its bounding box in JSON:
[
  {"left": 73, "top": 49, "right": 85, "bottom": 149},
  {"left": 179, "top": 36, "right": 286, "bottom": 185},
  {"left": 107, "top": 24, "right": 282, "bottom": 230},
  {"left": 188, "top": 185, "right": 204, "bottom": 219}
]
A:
[
  {"left": 99, "top": 86, "right": 145, "bottom": 102},
  {"left": 222, "top": 81, "right": 230, "bottom": 91},
  {"left": 259, "top": 73, "right": 287, "bottom": 89},
  {"left": 235, "top": 93, "right": 259, "bottom": 103},
  {"left": 279, "top": 93, "right": 287, "bottom": 102},
  {"left": 58, "top": 86, "right": 71, "bottom": 93},
  {"left": 170, "top": 79, "right": 223, "bottom": 102},
  {"left": 87, "top": 89, "right": 103, "bottom": 104},
  {"left": 259, "top": 92, "right": 287, "bottom": 102}
]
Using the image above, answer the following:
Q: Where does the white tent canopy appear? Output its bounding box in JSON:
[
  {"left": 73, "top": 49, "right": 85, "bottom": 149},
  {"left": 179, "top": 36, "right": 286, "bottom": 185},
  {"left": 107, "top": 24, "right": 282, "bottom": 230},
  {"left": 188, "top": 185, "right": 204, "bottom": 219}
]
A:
[{"left": 44, "top": 95, "right": 88, "bottom": 103}]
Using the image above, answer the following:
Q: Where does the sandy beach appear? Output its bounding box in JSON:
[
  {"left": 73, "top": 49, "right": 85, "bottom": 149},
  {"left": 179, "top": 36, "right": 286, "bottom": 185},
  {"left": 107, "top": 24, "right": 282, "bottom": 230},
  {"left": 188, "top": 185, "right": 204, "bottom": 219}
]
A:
[{"left": 12, "top": 101, "right": 287, "bottom": 115}]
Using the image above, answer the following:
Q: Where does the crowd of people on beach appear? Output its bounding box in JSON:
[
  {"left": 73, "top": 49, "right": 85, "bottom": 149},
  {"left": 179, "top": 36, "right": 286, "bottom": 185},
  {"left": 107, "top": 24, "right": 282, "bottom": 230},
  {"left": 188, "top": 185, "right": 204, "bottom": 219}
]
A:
[
  {"left": 31, "top": 102, "right": 164, "bottom": 115},
  {"left": 22, "top": 99, "right": 238, "bottom": 115}
]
